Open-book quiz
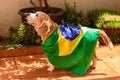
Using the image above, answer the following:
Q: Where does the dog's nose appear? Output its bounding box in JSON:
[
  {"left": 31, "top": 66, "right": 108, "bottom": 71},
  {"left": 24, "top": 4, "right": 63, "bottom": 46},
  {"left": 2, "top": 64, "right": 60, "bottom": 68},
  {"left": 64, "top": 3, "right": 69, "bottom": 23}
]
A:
[
  {"left": 36, "top": 13, "right": 39, "bottom": 17},
  {"left": 24, "top": 13, "right": 31, "bottom": 17}
]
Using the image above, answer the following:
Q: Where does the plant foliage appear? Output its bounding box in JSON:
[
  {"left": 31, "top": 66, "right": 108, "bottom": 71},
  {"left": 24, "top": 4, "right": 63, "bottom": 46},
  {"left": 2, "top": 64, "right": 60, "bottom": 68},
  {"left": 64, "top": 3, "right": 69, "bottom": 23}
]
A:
[
  {"left": 88, "top": 9, "right": 120, "bottom": 28},
  {"left": 61, "top": 1, "right": 82, "bottom": 26},
  {"left": 5, "top": 23, "right": 41, "bottom": 46}
]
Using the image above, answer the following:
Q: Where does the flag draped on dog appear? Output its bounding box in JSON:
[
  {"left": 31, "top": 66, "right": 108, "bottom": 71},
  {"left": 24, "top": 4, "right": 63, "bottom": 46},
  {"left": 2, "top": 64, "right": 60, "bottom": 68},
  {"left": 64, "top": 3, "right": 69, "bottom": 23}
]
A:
[{"left": 40, "top": 24, "right": 100, "bottom": 76}]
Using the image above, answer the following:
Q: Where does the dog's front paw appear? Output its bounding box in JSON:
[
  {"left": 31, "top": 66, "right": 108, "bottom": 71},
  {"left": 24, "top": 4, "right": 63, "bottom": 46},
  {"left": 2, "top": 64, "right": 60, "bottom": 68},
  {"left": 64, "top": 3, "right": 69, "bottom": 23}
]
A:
[
  {"left": 46, "top": 58, "right": 55, "bottom": 72},
  {"left": 47, "top": 66, "right": 55, "bottom": 72}
]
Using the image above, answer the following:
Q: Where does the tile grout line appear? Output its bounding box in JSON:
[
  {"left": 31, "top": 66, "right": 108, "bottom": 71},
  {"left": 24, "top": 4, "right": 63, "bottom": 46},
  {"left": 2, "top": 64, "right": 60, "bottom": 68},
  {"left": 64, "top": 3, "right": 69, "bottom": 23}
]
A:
[
  {"left": 12, "top": 57, "right": 22, "bottom": 80},
  {"left": 12, "top": 57, "right": 18, "bottom": 70},
  {"left": 102, "top": 60, "right": 119, "bottom": 75}
]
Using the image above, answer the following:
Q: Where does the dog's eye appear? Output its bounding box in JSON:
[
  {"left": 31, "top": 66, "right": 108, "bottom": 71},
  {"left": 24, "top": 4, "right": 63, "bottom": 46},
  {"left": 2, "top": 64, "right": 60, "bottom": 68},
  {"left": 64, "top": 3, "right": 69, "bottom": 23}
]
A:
[{"left": 36, "top": 13, "right": 39, "bottom": 17}]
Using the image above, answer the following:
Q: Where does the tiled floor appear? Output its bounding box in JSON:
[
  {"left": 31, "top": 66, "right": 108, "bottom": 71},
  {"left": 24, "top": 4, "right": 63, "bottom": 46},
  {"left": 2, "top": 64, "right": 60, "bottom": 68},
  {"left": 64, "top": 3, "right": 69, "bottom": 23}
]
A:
[{"left": 0, "top": 45, "right": 120, "bottom": 80}]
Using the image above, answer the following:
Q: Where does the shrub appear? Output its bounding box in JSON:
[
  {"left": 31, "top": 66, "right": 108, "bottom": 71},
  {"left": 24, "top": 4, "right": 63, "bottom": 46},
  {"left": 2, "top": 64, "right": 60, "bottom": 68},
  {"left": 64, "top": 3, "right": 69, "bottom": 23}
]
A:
[
  {"left": 5, "top": 23, "right": 41, "bottom": 46},
  {"left": 61, "top": 1, "right": 82, "bottom": 26},
  {"left": 88, "top": 9, "right": 120, "bottom": 44},
  {"left": 88, "top": 9, "right": 120, "bottom": 28}
]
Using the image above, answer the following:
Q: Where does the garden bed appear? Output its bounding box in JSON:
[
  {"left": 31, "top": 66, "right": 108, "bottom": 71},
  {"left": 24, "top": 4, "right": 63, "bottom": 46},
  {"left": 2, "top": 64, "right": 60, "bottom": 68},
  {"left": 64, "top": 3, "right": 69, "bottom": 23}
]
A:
[
  {"left": 99, "top": 28, "right": 120, "bottom": 44},
  {"left": 87, "top": 9, "right": 120, "bottom": 44},
  {"left": 103, "top": 28, "right": 120, "bottom": 44},
  {"left": 0, "top": 45, "right": 44, "bottom": 58}
]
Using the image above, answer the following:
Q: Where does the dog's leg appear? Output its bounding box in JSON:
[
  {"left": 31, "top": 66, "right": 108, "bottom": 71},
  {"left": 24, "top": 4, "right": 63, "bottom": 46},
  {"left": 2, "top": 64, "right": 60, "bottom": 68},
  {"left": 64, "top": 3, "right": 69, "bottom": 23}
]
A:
[
  {"left": 46, "top": 58, "right": 55, "bottom": 72},
  {"left": 90, "top": 41, "right": 99, "bottom": 70},
  {"left": 87, "top": 50, "right": 98, "bottom": 73},
  {"left": 87, "top": 50, "right": 97, "bottom": 73},
  {"left": 91, "top": 50, "right": 97, "bottom": 69}
]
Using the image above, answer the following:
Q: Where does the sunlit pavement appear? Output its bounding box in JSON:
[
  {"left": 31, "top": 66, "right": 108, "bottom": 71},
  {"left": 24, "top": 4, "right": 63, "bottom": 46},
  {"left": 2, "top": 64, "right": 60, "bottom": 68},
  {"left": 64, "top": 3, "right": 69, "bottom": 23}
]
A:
[{"left": 0, "top": 45, "right": 120, "bottom": 80}]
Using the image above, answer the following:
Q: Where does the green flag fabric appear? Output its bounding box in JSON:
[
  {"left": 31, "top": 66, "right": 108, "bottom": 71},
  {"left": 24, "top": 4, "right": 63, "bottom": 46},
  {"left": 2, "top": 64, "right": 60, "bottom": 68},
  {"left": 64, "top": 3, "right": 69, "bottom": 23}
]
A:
[{"left": 40, "top": 26, "right": 100, "bottom": 76}]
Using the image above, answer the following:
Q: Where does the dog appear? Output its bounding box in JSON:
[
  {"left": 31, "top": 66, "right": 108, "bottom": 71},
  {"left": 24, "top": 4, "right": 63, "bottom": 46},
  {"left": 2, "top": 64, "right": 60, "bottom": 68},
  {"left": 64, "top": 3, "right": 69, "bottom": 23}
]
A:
[{"left": 26, "top": 11, "right": 114, "bottom": 75}]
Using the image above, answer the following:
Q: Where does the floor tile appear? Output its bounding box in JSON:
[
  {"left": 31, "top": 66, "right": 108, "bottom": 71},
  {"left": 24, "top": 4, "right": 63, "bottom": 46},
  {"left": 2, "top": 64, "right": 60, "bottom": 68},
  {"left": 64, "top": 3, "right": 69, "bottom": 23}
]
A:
[
  {"left": 15, "top": 54, "right": 47, "bottom": 69},
  {"left": 19, "top": 68, "right": 50, "bottom": 79},
  {"left": 21, "top": 77, "right": 49, "bottom": 80},
  {"left": 14, "top": 54, "right": 46, "bottom": 62},
  {"left": 0, "top": 58, "right": 16, "bottom": 72},
  {"left": 48, "top": 68, "right": 69, "bottom": 79},
  {"left": 49, "top": 76, "right": 72, "bottom": 80},
  {"left": 15, "top": 54, "right": 49, "bottom": 79}
]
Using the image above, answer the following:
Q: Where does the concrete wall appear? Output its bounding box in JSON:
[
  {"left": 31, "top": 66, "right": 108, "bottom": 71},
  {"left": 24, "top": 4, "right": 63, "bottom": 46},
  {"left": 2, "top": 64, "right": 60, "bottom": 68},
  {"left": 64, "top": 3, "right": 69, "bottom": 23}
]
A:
[{"left": 0, "top": 0, "right": 120, "bottom": 37}]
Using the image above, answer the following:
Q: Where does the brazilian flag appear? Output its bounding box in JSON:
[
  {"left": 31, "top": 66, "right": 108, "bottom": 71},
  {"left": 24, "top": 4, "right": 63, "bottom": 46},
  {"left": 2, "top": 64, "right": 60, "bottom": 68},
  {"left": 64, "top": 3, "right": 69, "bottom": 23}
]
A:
[{"left": 40, "top": 24, "right": 100, "bottom": 76}]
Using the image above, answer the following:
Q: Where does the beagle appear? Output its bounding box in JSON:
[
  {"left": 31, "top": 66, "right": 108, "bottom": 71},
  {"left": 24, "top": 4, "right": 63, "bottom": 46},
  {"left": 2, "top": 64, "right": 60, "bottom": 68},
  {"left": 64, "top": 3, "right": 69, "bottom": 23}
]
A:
[{"left": 27, "top": 11, "right": 114, "bottom": 75}]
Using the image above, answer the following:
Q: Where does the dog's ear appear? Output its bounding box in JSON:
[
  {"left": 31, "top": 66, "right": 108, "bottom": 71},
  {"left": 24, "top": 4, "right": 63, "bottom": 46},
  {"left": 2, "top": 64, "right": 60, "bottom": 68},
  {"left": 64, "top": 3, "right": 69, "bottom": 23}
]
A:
[{"left": 37, "top": 21, "right": 51, "bottom": 36}]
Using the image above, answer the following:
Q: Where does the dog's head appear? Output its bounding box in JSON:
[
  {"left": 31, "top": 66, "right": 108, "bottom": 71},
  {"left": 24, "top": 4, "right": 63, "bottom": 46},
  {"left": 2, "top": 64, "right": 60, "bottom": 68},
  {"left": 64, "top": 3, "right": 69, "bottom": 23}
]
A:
[{"left": 27, "top": 11, "right": 54, "bottom": 36}]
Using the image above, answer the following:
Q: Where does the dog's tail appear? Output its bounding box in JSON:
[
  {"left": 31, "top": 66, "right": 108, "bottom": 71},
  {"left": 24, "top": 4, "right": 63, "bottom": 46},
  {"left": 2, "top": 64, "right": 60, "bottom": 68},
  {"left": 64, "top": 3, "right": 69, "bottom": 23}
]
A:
[{"left": 99, "top": 30, "right": 114, "bottom": 51}]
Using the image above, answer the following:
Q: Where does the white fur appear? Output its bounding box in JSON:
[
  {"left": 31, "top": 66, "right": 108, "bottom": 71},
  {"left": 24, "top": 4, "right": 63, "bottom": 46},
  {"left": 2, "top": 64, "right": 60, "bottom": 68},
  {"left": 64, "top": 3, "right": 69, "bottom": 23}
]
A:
[{"left": 46, "top": 58, "right": 55, "bottom": 72}]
